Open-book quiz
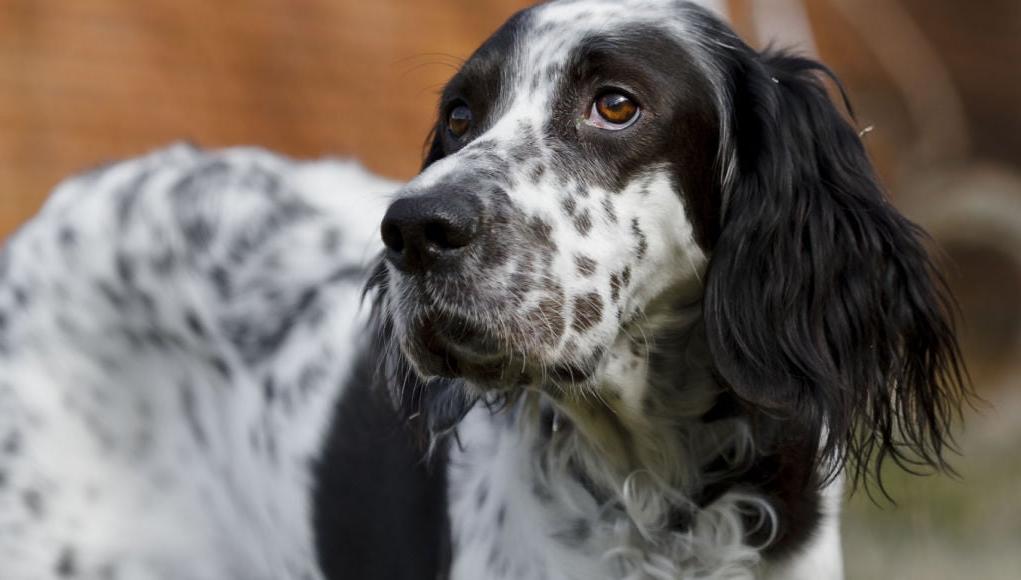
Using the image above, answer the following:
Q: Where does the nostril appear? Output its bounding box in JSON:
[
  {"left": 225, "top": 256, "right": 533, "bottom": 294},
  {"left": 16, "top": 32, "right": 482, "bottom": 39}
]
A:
[
  {"left": 381, "top": 221, "right": 405, "bottom": 253},
  {"left": 423, "top": 221, "right": 451, "bottom": 250},
  {"left": 424, "top": 218, "right": 477, "bottom": 251}
]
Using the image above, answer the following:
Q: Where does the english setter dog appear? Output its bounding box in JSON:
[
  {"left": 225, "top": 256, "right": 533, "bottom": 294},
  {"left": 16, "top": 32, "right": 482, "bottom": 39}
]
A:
[{"left": 0, "top": 1, "right": 968, "bottom": 579}]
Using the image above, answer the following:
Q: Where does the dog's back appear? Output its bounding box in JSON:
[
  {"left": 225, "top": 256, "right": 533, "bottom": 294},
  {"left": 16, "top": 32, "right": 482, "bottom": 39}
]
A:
[{"left": 0, "top": 145, "right": 394, "bottom": 579}]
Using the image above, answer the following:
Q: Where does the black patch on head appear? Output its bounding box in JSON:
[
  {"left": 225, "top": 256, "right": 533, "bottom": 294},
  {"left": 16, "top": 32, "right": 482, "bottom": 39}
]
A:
[
  {"left": 422, "top": 8, "right": 533, "bottom": 168},
  {"left": 536, "top": 23, "right": 721, "bottom": 251}
]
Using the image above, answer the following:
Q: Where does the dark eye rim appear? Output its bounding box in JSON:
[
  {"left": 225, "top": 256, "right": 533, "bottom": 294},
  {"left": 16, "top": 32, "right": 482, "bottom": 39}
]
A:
[
  {"left": 587, "top": 88, "right": 641, "bottom": 130},
  {"left": 446, "top": 101, "right": 473, "bottom": 138}
]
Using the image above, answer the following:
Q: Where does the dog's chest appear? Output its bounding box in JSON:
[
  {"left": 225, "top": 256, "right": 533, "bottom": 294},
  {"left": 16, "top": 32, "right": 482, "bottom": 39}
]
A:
[{"left": 445, "top": 409, "right": 636, "bottom": 580}]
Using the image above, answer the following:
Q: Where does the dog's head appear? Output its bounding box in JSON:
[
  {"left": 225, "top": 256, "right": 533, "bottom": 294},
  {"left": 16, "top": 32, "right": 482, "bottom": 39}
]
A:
[{"left": 373, "top": 0, "right": 968, "bottom": 483}]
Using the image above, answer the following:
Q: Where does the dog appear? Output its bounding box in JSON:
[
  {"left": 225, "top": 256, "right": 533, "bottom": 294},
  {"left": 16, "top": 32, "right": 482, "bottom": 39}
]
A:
[
  {"left": 0, "top": 1, "right": 967, "bottom": 579},
  {"left": 356, "top": 1, "right": 969, "bottom": 578}
]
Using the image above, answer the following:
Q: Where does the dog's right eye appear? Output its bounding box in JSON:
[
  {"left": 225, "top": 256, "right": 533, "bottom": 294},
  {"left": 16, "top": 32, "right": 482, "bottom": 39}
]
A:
[
  {"left": 447, "top": 105, "right": 472, "bottom": 138},
  {"left": 586, "top": 91, "right": 640, "bottom": 130}
]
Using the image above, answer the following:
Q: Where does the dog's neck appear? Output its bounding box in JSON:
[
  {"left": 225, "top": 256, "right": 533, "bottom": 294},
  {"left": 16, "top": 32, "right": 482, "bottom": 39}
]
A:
[
  {"left": 474, "top": 303, "right": 748, "bottom": 524},
  {"left": 442, "top": 310, "right": 772, "bottom": 579}
]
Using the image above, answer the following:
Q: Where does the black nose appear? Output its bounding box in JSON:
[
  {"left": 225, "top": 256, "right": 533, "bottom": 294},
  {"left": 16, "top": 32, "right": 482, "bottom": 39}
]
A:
[{"left": 380, "top": 192, "right": 482, "bottom": 273}]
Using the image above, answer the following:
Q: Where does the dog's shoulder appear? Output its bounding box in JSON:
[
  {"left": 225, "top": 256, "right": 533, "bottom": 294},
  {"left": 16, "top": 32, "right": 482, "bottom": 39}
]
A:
[{"left": 0, "top": 145, "right": 395, "bottom": 579}]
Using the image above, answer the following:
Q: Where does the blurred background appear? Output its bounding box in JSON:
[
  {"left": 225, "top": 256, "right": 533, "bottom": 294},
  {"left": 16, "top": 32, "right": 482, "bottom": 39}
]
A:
[{"left": 1, "top": 0, "right": 1018, "bottom": 577}]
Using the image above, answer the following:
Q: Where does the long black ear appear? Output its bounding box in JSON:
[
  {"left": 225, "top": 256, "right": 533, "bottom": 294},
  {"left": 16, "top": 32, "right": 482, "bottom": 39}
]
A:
[{"left": 704, "top": 49, "right": 969, "bottom": 487}]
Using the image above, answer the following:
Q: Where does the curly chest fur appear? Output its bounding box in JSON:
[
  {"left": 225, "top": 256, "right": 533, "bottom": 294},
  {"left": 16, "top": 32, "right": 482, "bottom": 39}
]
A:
[{"left": 445, "top": 405, "right": 774, "bottom": 580}]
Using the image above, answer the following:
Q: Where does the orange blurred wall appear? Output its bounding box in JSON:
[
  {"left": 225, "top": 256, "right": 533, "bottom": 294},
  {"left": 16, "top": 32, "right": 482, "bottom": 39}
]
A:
[{"left": 0, "top": 0, "right": 533, "bottom": 237}]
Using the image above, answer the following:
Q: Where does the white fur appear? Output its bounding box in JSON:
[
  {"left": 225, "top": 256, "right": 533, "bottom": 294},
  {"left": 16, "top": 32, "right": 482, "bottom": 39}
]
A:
[
  {"left": 447, "top": 401, "right": 774, "bottom": 580},
  {"left": 0, "top": 145, "right": 394, "bottom": 579},
  {"left": 762, "top": 477, "right": 845, "bottom": 580}
]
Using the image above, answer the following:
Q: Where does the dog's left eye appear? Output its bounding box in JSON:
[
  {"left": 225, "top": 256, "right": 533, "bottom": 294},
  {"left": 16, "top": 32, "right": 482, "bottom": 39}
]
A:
[
  {"left": 586, "top": 92, "right": 640, "bottom": 130},
  {"left": 448, "top": 104, "right": 473, "bottom": 138}
]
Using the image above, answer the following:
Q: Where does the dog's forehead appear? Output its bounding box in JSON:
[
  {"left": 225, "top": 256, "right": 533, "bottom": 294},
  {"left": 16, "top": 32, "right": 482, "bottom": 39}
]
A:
[
  {"left": 521, "top": 0, "right": 693, "bottom": 71},
  {"left": 531, "top": 0, "right": 680, "bottom": 31},
  {"left": 451, "top": 0, "right": 716, "bottom": 124}
]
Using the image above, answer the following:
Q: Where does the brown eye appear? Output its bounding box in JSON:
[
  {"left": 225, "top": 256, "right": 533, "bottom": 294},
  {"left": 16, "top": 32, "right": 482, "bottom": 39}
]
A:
[
  {"left": 587, "top": 92, "right": 640, "bottom": 130},
  {"left": 448, "top": 104, "right": 472, "bottom": 138}
]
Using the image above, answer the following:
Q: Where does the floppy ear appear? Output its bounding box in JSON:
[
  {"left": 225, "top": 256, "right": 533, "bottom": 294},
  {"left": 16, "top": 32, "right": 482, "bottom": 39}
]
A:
[{"left": 703, "top": 49, "right": 969, "bottom": 484}]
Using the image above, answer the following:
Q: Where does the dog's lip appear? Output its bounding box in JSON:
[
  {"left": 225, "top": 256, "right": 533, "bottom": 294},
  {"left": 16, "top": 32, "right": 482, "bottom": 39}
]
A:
[
  {"left": 418, "top": 307, "right": 508, "bottom": 357},
  {"left": 439, "top": 336, "right": 506, "bottom": 363},
  {"left": 402, "top": 305, "right": 596, "bottom": 387},
  {"left": 416, "top": 319, "right": 507, "bottom": 375}
]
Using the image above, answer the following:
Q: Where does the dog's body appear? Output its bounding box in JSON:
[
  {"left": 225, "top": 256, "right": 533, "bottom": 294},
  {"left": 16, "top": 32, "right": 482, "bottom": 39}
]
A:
[
  {"left": 0, "top": 146, "right": 397, "bottom": 579},
  {"left": 0, "top": 2, "right": 967, "bottom": 579}
]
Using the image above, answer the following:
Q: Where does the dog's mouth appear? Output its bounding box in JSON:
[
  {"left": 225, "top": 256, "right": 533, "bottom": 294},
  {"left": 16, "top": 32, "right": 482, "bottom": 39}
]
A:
[
  {"left": 395, "top": 304, "right": 598, "bottom": 390},
  {"left": 402, "top": 310, "right": 527, "bottom": 388}
]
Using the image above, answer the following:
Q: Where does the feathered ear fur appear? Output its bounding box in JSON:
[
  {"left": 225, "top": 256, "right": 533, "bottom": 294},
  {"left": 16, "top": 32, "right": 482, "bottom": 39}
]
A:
[{"left": 703, "top": 47, "right": 969, "bottom": 488}]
